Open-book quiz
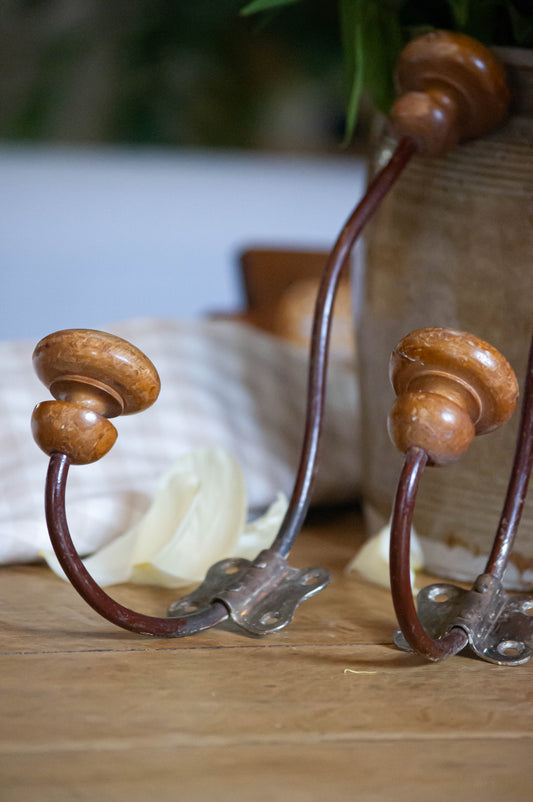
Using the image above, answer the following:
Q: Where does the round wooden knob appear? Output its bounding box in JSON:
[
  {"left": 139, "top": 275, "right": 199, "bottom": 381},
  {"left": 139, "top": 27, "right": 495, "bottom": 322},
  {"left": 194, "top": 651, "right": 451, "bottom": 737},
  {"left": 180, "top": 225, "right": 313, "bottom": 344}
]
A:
[
  {"left": 33, "top": 329, "right": 160, "bottom": 416},
  {"left": 31, "top": 401, "right": 118, "bottom": 465},
  {"left": 390, "top": 31, "right": 510, "bottom": 156},
  {"left": 32, "top": 329, "right": 160, "bottom": 464},
  {"left": 388, "top": 328, "right": 518, "bottom": 466}
]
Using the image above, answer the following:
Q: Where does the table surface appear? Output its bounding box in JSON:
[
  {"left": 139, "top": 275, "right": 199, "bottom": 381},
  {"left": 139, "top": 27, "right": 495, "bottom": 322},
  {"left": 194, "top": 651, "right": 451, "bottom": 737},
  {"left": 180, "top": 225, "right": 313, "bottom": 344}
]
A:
[{"left": 1, "top": 506, "right": 531, "bottom": 801}]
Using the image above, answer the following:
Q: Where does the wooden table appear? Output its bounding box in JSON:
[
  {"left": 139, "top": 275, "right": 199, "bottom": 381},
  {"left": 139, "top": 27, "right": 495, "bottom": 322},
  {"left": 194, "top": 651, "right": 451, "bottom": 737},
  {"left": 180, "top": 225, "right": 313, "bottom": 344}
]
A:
[{"left": 1, "top": 507, "right": 531, "bottom": 801}]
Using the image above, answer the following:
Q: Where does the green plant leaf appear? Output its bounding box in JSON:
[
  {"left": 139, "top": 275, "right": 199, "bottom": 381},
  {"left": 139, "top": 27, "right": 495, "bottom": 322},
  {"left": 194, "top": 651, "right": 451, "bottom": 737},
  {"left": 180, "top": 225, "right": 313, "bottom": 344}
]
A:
[
  {"left": 447, "top": 0, "right": 471, "bottom": 29},
  {"left": 341, "top": 1, "right": 366, "bottom": 144},
  {"left": 362, "top": 4, "right": 403, "bottom": 114},
  {"left": 340, "top": 0, "right": 404, "bottom": 143},
  {"left": 240, "top": 0, "right": 302, "bottom": 15},
  {"left": 506, "top": 0, "right": 533, "bottom": 46}
]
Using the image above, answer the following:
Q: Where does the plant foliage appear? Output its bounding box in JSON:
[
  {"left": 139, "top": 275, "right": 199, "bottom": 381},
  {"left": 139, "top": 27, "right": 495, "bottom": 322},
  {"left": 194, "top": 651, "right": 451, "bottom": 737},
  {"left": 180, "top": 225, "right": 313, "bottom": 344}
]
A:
[{"left": 240, "top": 0, "right": 533, "bottom": 141}]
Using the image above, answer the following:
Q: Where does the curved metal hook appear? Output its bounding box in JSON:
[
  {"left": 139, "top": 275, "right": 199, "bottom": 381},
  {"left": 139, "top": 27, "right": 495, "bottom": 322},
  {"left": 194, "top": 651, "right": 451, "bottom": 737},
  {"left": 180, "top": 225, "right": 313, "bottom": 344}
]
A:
[
  {"left": 389, "top": 447, "right": 469, "bottom": 661},
  {"left": 272, "top": 137, "right": 416, "bottom": 558},
  {"left": 390, "top": 337, "right": 533, "bottom": 663},
  {"left": 46, "top": 453, "right": 229, "bottom": 637},
  {"left": 42, "top": 138, "right": 417, "bottom": 638}
]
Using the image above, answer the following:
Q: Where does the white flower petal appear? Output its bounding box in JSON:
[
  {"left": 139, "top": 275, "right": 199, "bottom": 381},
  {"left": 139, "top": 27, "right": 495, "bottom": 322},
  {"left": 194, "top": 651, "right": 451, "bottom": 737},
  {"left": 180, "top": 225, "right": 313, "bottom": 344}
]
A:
[
  {"left": 233, "top": 493, "right": 288, "bottom": 560},
  {"left": 346, "top": 520, "right": 424, "bottom": 591},
  {"left": 42, "top": 447, "right": 248, "bottom": 588}
]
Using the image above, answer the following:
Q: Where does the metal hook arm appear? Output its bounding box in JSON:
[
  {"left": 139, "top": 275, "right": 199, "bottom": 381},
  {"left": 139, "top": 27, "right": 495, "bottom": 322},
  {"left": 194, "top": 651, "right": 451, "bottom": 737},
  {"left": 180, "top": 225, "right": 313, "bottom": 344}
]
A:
[
  {"left": 485, "top": 335, "right": 533, "bottom": 579},
  {"left": 272, "top": 137, "right": 417, "bottom": 559},
  {"left": 45, "top": 453, "right": 229, "bottom": 637},
  {"left": 389, "top": 447, "right": 469, "bottom": 660}
]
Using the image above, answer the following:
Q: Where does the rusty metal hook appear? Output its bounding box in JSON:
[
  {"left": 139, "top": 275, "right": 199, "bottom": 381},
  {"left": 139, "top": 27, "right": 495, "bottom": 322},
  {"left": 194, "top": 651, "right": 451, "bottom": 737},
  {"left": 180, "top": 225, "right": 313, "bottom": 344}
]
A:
[
  {"left": 389, "top": 334, "right": 533, "bottom": 664},
  {"left": 33, "top": 31, "right": 516, "bottom": 643},
  {"left": 37, "top": 138, "right": 415, "bottom": 638}
]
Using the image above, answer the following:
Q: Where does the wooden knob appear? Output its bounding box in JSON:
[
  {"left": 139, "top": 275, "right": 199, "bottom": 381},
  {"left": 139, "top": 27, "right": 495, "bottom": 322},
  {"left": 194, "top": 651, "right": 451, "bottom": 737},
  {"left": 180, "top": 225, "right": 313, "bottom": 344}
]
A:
[
  {"left": 32, "top": 329, "right": 160, "bottom": 464},
  {"left": 388, "top": 328, "right": 518, "bottom": 466},
  {"left": 390, "top": 31, "right": 510, "bottom": 156}
]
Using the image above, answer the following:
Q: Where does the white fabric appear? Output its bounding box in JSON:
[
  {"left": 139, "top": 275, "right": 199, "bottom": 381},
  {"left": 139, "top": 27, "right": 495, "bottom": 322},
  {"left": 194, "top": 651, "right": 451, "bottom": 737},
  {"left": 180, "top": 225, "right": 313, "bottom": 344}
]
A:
[{"left": 0, "top": 317, "right": 360, "bottom": 564}]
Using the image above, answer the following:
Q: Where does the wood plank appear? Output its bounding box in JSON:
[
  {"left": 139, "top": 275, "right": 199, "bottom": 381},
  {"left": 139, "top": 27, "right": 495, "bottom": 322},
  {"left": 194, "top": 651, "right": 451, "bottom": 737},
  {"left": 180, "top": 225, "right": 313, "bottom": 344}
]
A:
[
  {"left": 1, "top": 739, "right": 531, "bottom": 802},
  {"left": 1, "top": 509, "right": 400, "bottom": 654},
  {"left": 2, "top": 506, "right": 531, "bottom": 801},
  {"left": 1, "top": 645, "right": 531, "bottom": 752}
]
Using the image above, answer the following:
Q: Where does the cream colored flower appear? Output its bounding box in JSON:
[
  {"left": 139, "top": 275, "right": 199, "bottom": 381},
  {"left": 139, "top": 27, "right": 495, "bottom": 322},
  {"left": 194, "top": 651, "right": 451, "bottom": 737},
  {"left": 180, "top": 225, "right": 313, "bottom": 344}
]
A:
[
  {"left": 42, "top": 447, "right": 287, "bottom": 588},
  {"left": 346, "top": 520, "right": 424, "bottom": 592}
]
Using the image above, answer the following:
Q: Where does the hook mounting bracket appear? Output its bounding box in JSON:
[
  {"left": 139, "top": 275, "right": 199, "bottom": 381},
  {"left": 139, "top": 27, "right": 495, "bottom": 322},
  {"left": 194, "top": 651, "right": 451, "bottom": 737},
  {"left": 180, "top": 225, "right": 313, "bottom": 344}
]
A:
[
  {"left": 167, "top": 549, "right": 330, "bottom": 636},
  {"left": 394, "top": 573, "right": 533, "bottom": 665}
]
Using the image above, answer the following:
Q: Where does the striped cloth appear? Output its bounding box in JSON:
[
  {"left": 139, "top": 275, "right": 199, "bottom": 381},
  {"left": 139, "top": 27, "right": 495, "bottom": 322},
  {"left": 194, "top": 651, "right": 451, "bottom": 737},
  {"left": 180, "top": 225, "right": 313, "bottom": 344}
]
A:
[{"left": 0, "top": 317, "right": 360, "bottom": 564}]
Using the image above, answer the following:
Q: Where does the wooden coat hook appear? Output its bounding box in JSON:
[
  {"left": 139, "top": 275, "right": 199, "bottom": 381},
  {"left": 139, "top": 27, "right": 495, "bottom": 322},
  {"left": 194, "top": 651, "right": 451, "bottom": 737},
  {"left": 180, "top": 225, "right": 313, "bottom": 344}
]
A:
[
  {"left": 31, "top": 32, "right": 525, "bottom": 654},
  {"left": 388, "top": 328, "right": 533, "bottom": 665},
  {"left": 32, "top": 328, "right": 330, "bottom": 638}
]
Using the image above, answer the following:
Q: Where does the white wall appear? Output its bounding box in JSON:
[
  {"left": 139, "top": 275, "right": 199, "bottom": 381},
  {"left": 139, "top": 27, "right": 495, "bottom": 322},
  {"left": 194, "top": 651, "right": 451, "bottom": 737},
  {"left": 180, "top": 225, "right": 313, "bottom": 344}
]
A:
[{"left": 1, "top": 146, "right": 366, "bottom": 341}]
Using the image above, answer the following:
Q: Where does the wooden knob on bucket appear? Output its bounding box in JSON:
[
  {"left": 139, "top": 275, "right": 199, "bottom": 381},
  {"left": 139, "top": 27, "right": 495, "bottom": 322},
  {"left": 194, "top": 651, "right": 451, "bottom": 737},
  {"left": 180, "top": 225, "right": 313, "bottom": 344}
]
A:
[
  {"left": 390, "top": 31, "right": 510, "bottom": 155},
  {"left": 388, "top": 328, "right": 518, "bottom": 465},
  {"left": 31, "top": 329, "right": 161, "bottom": 464}
]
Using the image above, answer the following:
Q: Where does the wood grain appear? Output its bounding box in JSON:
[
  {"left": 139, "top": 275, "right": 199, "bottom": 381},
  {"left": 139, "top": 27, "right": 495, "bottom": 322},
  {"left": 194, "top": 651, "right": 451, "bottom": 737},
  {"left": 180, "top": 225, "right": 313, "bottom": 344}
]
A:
[
  {"left": 2, "top": 740, "right": 531, "bottom": 802},
  {"left": 1, "top": 507, "right": 531, "bottom": 801},
  {"left": 392, "top": 30, "right": 510, "bottom": 154}
]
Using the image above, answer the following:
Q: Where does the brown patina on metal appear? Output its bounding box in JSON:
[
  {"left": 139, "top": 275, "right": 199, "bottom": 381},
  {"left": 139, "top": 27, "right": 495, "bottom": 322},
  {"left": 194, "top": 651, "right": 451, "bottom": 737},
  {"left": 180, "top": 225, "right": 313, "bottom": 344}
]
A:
[{"left": 389, "top": 337, "right": 533, "bottom": 664}]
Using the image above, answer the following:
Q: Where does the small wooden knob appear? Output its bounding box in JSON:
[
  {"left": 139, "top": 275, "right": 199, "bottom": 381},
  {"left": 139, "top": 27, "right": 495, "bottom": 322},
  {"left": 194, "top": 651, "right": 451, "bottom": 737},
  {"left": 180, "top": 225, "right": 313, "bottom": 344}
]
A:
[
  {"left": 32, "top": 329, "right": 160, "bottom": 464},
  {"left": 391, "top": 31, "right": 510, "bottom": 156},
  {"left": 31, "top": 401, "right": 118, "bottom": 465},
  {"left": 388, "top": 328, "right": 518, "bottom": 466},
  {"left": 33, "top": 329, "right": 160, "bottom": 417}
]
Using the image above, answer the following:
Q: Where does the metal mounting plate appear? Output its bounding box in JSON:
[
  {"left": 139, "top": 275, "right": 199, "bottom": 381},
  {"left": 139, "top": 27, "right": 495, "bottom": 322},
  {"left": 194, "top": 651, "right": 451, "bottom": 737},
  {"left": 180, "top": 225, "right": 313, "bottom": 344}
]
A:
[
  {"left": 394, "top": 573, "right": 533, "bottom": 665},
  {"left": 167, "top": 549, "right": 330, "bottom": 635}
]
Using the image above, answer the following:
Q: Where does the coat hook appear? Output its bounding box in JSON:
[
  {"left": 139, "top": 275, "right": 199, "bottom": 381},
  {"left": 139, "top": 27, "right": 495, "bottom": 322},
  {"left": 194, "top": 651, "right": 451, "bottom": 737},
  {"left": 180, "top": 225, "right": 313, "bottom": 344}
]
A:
[
  {"left": 31, "top": 32, "right": 514, "bottom": 641},
  {"left": 387, "top": 328, "right": 533, "bottom": 664}
]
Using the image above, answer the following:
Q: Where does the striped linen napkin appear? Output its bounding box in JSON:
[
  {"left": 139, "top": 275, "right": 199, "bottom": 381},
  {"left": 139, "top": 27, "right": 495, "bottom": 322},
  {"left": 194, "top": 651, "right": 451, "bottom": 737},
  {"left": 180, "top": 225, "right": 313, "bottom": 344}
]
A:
[{"left": 0, "top": 317, "right": 360, "bottom": 564}]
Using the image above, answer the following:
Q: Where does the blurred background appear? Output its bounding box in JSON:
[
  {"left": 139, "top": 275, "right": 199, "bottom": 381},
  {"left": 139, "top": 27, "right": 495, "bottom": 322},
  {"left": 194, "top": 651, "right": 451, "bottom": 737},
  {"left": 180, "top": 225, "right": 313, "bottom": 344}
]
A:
[
  {"left": 0, "top": 0, "right": 354, "bottom": 151},
  {"left": 0, "top": 0, "right": 369, "bottom": 340}
]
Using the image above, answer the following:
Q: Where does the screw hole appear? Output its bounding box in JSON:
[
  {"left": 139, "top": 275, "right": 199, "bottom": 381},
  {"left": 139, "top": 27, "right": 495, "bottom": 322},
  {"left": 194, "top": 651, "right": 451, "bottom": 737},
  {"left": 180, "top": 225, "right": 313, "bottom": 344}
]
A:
[
  {"left": 428, "top": 587, "right": 451, "bottom": 603},
  {"left": 260, "top": 612, "right": 281, "bottom": 627},
  {"left": 497, "top": 640, "right": 524, "bottom": 658},
  {"left": 301, "top": 572, "right": 319, "bottom": 586},
  {"left": 171, "top": 600, "right": 199, "bottom": 614}
]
